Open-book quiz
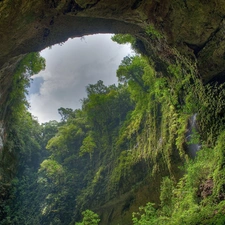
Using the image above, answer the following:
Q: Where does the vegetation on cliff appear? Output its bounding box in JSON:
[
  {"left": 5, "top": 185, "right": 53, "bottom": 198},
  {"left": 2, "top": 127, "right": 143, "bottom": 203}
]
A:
[
  {"left": 1, "top": 33, "right": 225, "bottom": 225},
  {"left": 0, "top": 52, "right": 46, "bottom": 224}
]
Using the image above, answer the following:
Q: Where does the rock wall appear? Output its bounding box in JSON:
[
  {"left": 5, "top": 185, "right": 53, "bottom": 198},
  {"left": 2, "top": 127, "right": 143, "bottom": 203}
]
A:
[{"left": 0, "top": 0, "right": 225, "bottom": 82}]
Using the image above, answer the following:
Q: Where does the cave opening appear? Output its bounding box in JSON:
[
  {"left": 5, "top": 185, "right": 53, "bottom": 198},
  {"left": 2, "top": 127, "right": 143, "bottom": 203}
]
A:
[
  {"left": 27, "top": 34, "right": 134, "bottom": 123},
  {"left": 1, "top": 1, "right": 225, "bottom": 224}
]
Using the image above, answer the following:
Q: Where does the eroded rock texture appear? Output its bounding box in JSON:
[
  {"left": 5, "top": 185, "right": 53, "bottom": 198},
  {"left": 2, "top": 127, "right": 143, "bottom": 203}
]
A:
[{"left": 0, "top": 0, "right": 225, "bottom": 82}]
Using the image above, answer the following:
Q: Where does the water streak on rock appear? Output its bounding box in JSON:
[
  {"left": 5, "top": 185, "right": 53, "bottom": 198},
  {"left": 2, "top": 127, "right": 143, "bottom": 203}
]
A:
[{"left": 186, "top": 113, "right": 201, "bottom": 158}]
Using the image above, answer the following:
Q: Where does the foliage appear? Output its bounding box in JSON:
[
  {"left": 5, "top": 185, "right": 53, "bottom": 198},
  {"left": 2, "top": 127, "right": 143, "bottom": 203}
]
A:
[
  {"left": 145, "top": 25, "right": 162, "bottom": 39},
  {"left": 0, "top": 52, "right": 45, "bottom": 180},
  {"left": 79, "top": 133, "right": 96, "bottom": 159},
  {"left": 111, "top": 34, "right": 135, "bottom": 45},
  {"left": 2, "top": 37, "right": 225, "bottom": 225},
  {"left": 58, "top": 107, "right": 74, "bottom": 122},
  {"left": 131, "top": 130, "right": 225, "bottom": 224},
  {"left": 2, "top": 53, "right": 45, "bottom": 123},
  {"left": 110, "top": 150, "right": 133, "bottom": 184},
  {"left": 18, "top": 80, "right": 134, "bottom": 224},
  {"left": 117, "top": 55, "right": 148, "bottom": 91},
  {"left": 111, "top": 33, "right": 146, "bottom": 55},
  {"left": 111, "top": 39, "right": 225, "bottom": 224},
  {"left": 39, "top": 159, "right": 64, "bottom": 184},
  {"left": 132, "top": 202, "right": 158, "bottom": 225},
  {"left": 76, "top": 210, "right": 100, "bottom": 225},
  {"left": 0, "top": 52, "right": 46, "bottom": 224},
  {"left": 111, "top": 33, "right": 136, "bottom": 52}
]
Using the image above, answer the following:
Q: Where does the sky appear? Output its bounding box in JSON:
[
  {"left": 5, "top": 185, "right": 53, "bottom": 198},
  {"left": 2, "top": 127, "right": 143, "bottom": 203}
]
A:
[{"left": 27, "top": 34, "right": 133, "bottom": 123}]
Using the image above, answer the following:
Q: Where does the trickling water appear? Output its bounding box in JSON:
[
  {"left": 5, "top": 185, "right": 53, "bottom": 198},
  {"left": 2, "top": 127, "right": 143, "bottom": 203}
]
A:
[
  {"left": 185, "top": 113, "right": 201, "bottom": 158},
  {"left": 0, "top": 123, "right": 4, "bottom": 150}
]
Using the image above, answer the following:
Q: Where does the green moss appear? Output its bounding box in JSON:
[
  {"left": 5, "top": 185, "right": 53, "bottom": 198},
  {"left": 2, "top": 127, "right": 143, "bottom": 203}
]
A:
[{"left": 145, "top": 25, "right": 162, "bottom": 39}]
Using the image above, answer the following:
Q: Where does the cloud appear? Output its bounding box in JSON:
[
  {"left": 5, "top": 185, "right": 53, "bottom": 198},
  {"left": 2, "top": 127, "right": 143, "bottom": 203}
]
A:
[{"left": 28, "top": 34, "right": 133, "bottom": 123}]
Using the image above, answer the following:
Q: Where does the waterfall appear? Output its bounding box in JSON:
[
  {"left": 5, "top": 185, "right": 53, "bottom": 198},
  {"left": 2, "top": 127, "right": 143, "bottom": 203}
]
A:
[
  {"left": 0, "top": 121, "right": 4, "bottom": 150},
  {"left": 185, "top": 113, "right": 201, "bottom": 158}
]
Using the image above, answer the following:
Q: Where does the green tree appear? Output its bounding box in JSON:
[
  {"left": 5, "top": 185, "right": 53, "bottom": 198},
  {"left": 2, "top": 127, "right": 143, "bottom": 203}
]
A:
[
  {"left": 86, "top": 80, "right": 110, "bottom": 96},
  {"left": 39, "top": 159, "right": 65, "bottom": 184},
  {"left": 22, "top": 52, "right": 46, "bottom": 76},
  {"left": 76, "top": 210, "right": 100, "bottom": 225},
  {"left": 117, "top": 56, "right": 148, "bottom": 92},
  {"left": 111, "top": 34, "right": 135, "bottom": 45},
  {"left": 58, "top": 107, "right": 74, "bottom": 122},
  {"left": 79, "top": 134, "right": 96, "bottom": 159},
  {"left": 41, "top": 120, "right": 59, "bottom": 149},
  {"left": 132, "top": 203, "right": 157, "bottom": 225}
]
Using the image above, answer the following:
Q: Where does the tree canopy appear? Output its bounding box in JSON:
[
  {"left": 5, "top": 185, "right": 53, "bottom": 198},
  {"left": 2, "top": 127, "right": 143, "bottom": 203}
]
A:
[{"left": 1, "top": 37, "right": 225, "bottom": 225}]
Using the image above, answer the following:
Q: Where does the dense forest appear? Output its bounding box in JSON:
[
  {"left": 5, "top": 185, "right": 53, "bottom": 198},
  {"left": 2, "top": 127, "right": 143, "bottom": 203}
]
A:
[{"left": 1, "top": 34, "right": 225, "bottom": 225}]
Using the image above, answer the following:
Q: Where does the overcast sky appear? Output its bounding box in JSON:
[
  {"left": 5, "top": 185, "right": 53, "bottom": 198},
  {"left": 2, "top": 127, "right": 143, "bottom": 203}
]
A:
[{"left": 27, "top": 34, "right": 133, "bottom": 123}]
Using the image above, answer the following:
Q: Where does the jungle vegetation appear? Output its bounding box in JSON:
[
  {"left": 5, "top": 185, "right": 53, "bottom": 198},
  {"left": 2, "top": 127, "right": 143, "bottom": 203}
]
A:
[{"left": 0, "top": 34, "right": 225, "bottom": 225}]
